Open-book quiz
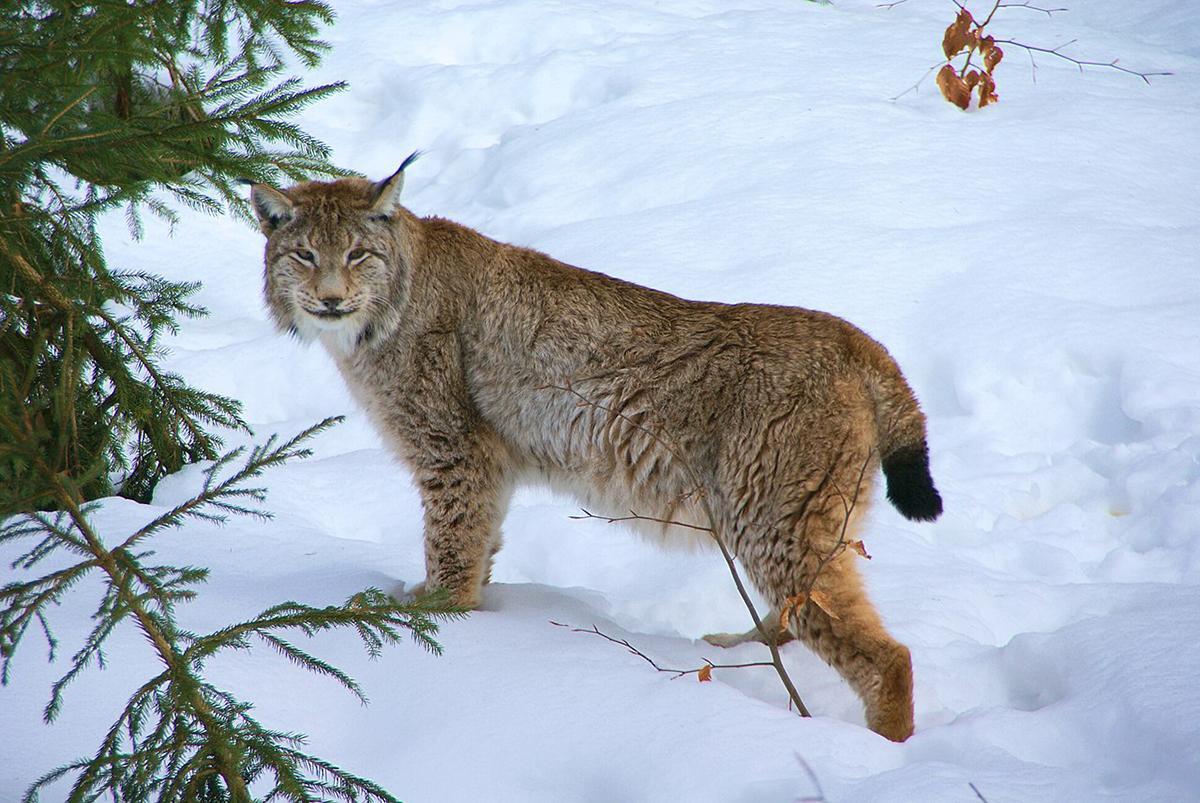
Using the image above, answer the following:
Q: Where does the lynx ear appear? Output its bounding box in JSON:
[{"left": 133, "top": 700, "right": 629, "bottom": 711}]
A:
[
  {"left": 369, "top": 150, "right": 421, "bottom": 220},
  {"left": 249, "top": 184, "right": 295, "bottom": 234}
]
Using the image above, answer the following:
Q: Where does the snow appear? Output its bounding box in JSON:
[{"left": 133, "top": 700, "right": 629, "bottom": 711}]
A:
[{"left": 4, "top": 1, "right": 1199, "bottom": 800}]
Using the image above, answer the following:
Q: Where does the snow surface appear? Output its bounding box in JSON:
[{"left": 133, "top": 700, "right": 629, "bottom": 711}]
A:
[{"left": 4, "top": 1, "right": 1199, "bottom": 800}]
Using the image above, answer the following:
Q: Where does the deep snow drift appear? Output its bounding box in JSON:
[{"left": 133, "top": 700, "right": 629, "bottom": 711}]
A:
[{"left": 3, "top": 1, "right": 1198, "bottom": 800}]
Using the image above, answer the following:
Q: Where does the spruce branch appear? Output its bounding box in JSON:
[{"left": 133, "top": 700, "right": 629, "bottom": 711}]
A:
[
  {"left": 1, "top": 0, "right": 349, "bottom": 510},
  {"left": 3, "top": 416, "right": 457, "bottom": 801}
]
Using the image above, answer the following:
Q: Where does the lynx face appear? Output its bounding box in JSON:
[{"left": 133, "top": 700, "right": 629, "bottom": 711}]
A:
[
  {"left": 251, "top": 157, "right": 417, "bottom": 349},
  {"left": 264, "top": 221, "right": 396, "bottom": 346}
]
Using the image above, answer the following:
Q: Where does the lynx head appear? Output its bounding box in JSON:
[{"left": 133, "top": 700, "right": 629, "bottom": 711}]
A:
[{"left": 250, "top": 152, "right": 419, "bottom": 350}]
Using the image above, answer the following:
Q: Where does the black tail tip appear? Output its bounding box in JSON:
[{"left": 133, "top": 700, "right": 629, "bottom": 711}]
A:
[{"left": 882, "top": 447, "right": 943, "bottom": 522}]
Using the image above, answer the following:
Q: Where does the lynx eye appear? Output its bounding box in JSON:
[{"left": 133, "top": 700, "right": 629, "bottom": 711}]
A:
[
  {"left": 291, "top": 249, "right": 316, "bottom": 266},
  {"left": 347, "top": 247, "right": 368, "bottom": 263}
]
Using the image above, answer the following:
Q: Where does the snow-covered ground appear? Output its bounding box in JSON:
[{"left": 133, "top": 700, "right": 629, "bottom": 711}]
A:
[{"left": 4, "top": 1, "right": 1199, "bottom": 800}]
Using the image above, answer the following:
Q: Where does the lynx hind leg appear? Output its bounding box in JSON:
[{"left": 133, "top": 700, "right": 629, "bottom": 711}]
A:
[
  {"left": 787, "top": 553, "right": 914, "bottom": 742},
  {"left": 703, "top": 611, "right": 796, "bottom": 649},
  {"left": 730, "top": 444, "right": 915, "bottom": 741}
]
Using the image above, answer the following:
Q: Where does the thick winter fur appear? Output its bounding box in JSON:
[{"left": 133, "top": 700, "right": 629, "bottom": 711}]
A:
[{"left": 251, "top": 163, "right": 942, "bottom": 742}]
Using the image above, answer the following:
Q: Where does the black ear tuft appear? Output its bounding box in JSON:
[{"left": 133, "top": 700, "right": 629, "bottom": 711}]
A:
[
  {"left": 397, "top": 149, "right": 422, "bottom": 173},
  {"left": 369, "top": 150, "right": 423, "bottom": 217}
]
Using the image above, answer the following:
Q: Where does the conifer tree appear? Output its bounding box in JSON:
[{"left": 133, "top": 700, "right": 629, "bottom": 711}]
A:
[
  {"left": 0, "top": 0, "right": 346, "bottom": 511},
  {"left": 0, "top": 5, "right": 460, "bottom": 799},
  {"left": 1, "top": 416, "right": 461, "bottom": 801}
]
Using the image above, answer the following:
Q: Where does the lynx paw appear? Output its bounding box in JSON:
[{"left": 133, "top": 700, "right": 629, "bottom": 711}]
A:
[
  {"left": 702, "top": 625, "right": 795, "bottom": 649},
  {"left": 702, "top": 630, "right": 754, "bottom": 648},
  {"left": 399, "top": 580, "right": 482, "bottom": 610}
]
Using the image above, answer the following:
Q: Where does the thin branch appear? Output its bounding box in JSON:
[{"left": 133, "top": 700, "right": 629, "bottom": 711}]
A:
[
  {"left": 570, "top": 508, "right": 711, "bottom": 535},
  {"left": 38, "top": 87, "right": 100, "bottom": 138},
  {"left": 994, "top": 38, "right": 1172, "bottom": 83},
  {"left": 970, "top": 781, "right": 991, "bottom": 802},
  {"left": 978, "top": 0, "right": 1004, "bottom": 32},
  {"left": 998, "top": 1, "right": 1066, "bottom": 16},
  {"left": 550, "top": 622, "right": 773, "bottom": 680},
  {"left": 891, "top": 62, "right": 943, "bottom": 101}
]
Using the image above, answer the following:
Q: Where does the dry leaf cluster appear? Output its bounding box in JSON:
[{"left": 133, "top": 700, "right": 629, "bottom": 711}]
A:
[
  {"left": 919, "top": 2, "right": 1169, "bottom": 110},
  {"left": 938, "top": 7, "right": 1005, "bottom": 109}
]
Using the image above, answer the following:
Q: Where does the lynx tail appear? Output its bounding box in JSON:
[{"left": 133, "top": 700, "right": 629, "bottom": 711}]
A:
[
  {"left": 881, "top": 445, "right": 942, "bottom": 522},
  {"left": 864, "top": 352, "right": 944, "bottom": 523}
]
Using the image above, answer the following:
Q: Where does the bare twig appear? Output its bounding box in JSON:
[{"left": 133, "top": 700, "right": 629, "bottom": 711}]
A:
[
  {"left": 998, "top": 1, "right": 1066, "bottom": 16},
  {"left": 978, "top": 0, "right": 1003, "bottom": 32},
  {"left": 994, "top": 38, "right": 1172, "bottom": 84},
  {"left": 969, "top": 781, "right": 991, "bottom": 802},
  {"left": 877, "top": 0, "right": 908, "bottom": 8},
  {"left": 570, "top": 508, "right": 710, "bottom": 535},
  {"left": 550, "top": 622, "right": 773, "bottom": 679},
  {"left": 891, "top": 62, "right": 942, "bottom": 101}
]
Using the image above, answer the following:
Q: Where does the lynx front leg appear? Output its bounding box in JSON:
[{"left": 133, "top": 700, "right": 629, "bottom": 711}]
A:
[{"left": 413, "top": 428, "right": 511, "bottom": 610}]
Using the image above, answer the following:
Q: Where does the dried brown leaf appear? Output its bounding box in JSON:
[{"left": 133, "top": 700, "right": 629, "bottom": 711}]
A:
[
  {"left": 697, "top": 664, "right": 713, "bottom": 682},
  {"left": 809, "top": 590, "right": 839, "bottom": 620},
  {"left": 978, "top": 71, "right": 999, "bottom": 107},
  {"left": 781, "top": 590, "right": 839, "bottom": 625},
  {"left": 984, "top": 43, "right": 1004, "bottom": 74},
  {"left": 942, "top": 8, "right": 975, "bottom": 58},
  {"left": 780, "top": 592, "right": 806, "bottom": 631},
  {"left": 936, "top": 64, "right": 972, "bottom": 110},
  {"left": 779, "top": 598, "right": 796, "bottom": 631},
  {"left": 847, "top": 540, "right": 873, "bottom": 560}
]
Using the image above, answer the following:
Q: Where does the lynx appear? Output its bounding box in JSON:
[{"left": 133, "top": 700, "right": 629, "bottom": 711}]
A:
[{"left": 249, "top": 155, "right": 942, "bottom": 742}]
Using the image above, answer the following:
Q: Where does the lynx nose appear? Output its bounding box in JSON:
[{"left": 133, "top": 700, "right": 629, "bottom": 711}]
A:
[{"left": 318, "top": 296, "right": 343, "bottom": 311}]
